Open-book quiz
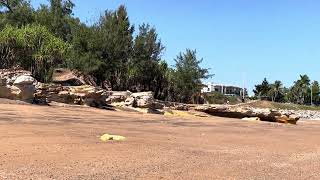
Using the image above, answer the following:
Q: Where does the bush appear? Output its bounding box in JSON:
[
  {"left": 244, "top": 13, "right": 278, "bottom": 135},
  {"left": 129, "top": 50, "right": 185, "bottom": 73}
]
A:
[
  {"left": 0, "top": 25, "right": 69, "bottom": 82},
  {"left": 204, "top": 92, "right": 241, "bottom": 105}
]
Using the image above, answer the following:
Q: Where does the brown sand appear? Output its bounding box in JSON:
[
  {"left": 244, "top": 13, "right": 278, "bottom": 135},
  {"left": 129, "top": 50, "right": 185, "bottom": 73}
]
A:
[{"left": 1, "top": 102, "right": 320, "bottom": 179}]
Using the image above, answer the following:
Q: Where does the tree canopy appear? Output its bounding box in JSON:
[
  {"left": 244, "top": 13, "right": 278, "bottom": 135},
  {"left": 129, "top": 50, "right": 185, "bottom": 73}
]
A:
[{"left": 254, "top": 75, "right": 320, "bottom": 105}]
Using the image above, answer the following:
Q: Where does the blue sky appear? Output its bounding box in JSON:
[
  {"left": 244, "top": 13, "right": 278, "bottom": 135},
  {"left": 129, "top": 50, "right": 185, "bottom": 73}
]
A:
[{"left": 31, "top": 0, "right": 320, "bottom": 94}]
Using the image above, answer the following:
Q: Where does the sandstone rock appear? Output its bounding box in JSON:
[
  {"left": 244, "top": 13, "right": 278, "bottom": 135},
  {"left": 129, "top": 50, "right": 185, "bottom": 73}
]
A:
[
  {"left": 288, "top": 114, "right": 300, "bottom": 124},
  {"left": 127, "top": 91, "right": 154, "bottom": 108},
  {"left": 106, "top": 91, "right": 132, "bottom": 103},
  {"left": 195, "top": 105, "right": 300, "bottom": 124},
  {"left": 35, "top": 84, "right": 108, "bottom": 107},
  {"left": 111, "top": 91, "right": 165, "bottom": 110},
  {"left": 171, "top": 104, "right": 189, "bottom": 111},
  {"left": 13, "top": 75, "right": 36, "bottom": 85},
  {"left": 154, "top": 100, "right": 188, "bottom": 111},
  {"left": 52, "top": 68, "right": 85, "bottom": 86},
  {"left": 132, "top": 92, "right": 154, "bottom": 108},
  {"left": 52, "top": 68, "right": 97, "bottom": 86},
  {"left": 0, "top": 70, "right": 37, "bottom": 102},
  {"left": 275, "top": 115, "right": 289, "bottom": 124},
  {"left": 273, "top": 114, "right": 298, "bottom": 124}
]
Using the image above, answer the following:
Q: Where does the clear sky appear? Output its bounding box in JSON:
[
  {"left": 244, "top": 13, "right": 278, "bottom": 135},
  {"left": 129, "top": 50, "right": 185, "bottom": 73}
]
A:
[{"left": 31, "top": 0, "right": 320, "bottom": 94}]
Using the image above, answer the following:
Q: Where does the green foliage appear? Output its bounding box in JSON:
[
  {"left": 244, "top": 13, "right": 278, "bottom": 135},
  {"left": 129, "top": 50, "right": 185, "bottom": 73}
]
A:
[
  {"left": 253, "top": 78, "right": 271, "bottom": 99},
  {"left": 170, "top": 49, "right": 211, "bottom": 103},
  {"left": 254, "top": 75, "right": 320, "bottom": 106},
  {"left": 0, "top": 2, "right": 211, "bottom": 103},
  {"left": 0, "top": 25, "right": 69, "bottom": 82},
  {"left": 0, "top": 0, "right": 34, "bottom": 28},
  {"left": 254, "top": 79, "right": 285, "bottom": 102},
  {"left": 93, "top": 5, "right": 134, "bottom": 89},
  {"left": 129, "top": 24, "right": 165, "bottom": 93},
  {"left": 311, "top": 81, "right": 320, "bottom": 104},
  {"left": 204, "top": 92, "right": 240, "bottom": 105},
  {"left": 34, "top": 0, "right": 74, "bottom": 40}
]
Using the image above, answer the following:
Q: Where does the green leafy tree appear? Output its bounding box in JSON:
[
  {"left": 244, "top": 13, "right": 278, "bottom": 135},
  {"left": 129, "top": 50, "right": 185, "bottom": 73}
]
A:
[
  {"left": 253, "top": 78, "right": 271, "bottom": 99},
  {"left": 306, "top": 81, "right": 320, "bottom": 105},
  {"left": 34, "top": 0, "right": 74, "bottom": 41},
  {"left": 0, "top": 0, "right": 34, "bottom": 28},
  {"left": 0, "top": 2, "right": 216, "bottom": 103},
  {"left": 93, "top": 5, "right": 134, "bottom": 90},
  {"left": 268, "top": 80, "right": 283, "bottom": 102},
  {"left": 291, "top": 75, "right": 310, "bottom": 104},
  {"left": 129, "top": 24, "right": 165, "bottom": 93},
  {"left": 171, "top": 49, "right": 211, "bottom": 103}
]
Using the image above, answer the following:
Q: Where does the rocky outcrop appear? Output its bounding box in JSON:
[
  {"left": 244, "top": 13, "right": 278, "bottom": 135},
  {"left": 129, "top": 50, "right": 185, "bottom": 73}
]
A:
[
  {"left": 106, "top": 91, "right": 132, "bottom": 103},
  {"left": 52, "top": 68, "right": 97, "bottom": 86},
  {"left": 127, "top": 91, "right": 154, "bottom": 108},
  {"left": 125, "top": 91, "right": 165, "bottom": 109},
  {"left": 195, "top": 105, "right": 300, "bottom": 124},
  {"left": 35, "top": 84, "right": 109, "bottom": 107},
  {"left": 0, "top": 69, "right": 37, "bottom": 102},
  {"left": 110, "top": 91, "right": 165, "bottom": 110}
]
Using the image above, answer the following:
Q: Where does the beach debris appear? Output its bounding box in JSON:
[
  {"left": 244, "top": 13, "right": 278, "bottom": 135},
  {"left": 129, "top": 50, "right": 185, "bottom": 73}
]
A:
[{"left": 100, "top": 134, "right": 126, "bottom": 142}]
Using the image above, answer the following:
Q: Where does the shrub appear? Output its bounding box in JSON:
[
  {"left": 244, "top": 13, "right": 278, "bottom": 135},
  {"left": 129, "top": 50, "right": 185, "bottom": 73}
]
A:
[{"left": 0, "top": 25, "right": 69, "bottom": 82}]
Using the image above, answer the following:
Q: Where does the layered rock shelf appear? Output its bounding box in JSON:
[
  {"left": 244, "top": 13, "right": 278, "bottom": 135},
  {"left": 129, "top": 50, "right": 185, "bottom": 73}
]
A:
[
  {"left": 195, "top": 105, "right": 300, "bottom": 124},
  {"left": 0, "top": 68, "right": 309, "bottom": 125}
]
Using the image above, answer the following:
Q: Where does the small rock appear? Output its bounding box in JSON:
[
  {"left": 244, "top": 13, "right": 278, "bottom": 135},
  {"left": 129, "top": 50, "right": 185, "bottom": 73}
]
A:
[{"left": 100, "top": 134, "right": 126, "bottom": 142}]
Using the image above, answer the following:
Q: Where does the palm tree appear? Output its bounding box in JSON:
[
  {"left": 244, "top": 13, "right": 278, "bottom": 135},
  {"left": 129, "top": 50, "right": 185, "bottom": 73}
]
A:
[
  {"left": 268, "top": 80, "right": 283, "bottom": 102},
  {"left": 274, "top": 81, "right": 283, "bottom": 102},
  {"left": 293, "top": 75, "right": 310, "bottom": 104}
]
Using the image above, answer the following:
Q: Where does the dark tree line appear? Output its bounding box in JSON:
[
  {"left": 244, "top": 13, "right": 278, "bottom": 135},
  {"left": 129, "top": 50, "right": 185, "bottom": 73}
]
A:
[
  {"left": 254, "top": 75, "right": 320, "bottom": 105},
  {"left": 0, "top": 0, "right": 210, "bottom": 103}
]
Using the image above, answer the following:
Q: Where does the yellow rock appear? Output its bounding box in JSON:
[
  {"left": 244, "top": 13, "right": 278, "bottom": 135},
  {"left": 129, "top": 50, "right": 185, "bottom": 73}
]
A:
[
  {"left": 164, "top": 110, "right": 208, "bottom": 118},
  {"left": 164, "top": 111, "right": 174, "bottom": 116},
  {"left": 100, "top": 134, "right": 126, "bottom": 142}
]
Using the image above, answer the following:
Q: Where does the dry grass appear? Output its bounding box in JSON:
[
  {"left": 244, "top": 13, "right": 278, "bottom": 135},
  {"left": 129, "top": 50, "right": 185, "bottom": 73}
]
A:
[{"left": 244, "top": 100, "right": 320, "bottom": 111}]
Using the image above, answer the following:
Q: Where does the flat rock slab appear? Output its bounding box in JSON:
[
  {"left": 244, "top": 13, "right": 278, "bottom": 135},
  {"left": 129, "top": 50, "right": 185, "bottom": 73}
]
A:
[{"left": 195, "top": 105, "right": 300, "bottom": 124}]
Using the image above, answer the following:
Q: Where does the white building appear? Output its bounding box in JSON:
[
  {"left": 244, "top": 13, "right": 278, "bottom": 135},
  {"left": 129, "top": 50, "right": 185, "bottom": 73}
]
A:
[{"left": 201, "top": 82, "right": 246, "bottom": 96}]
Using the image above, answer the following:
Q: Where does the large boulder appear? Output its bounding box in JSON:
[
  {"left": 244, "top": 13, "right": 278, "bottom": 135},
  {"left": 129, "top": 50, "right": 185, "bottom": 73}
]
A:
[
  {"left": 0, "top": 69, "right": 37, "bottom": 102},
  {"left": 14, "top": 75, "right": 36, "bottom": 85},
  {"left": 106, "top": 91, "right": 132, "bottom": 103},
  {"left": 12, "top": 75, "right": 37, "bottom": 102},
  {"left": 124, "top": 91, "right": 164, "bottom": 109},
  {"left": 130, "top": 91, "right": 154, "bottom": 108},
  {"left": 111, "top": 91, "right": 164, "bottom": 110}
]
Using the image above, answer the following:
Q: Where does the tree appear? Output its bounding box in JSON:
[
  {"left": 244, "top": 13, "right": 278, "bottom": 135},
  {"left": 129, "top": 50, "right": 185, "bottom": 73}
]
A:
[
  {"left": 268, "top": 80, "right": 283, "bottom": 102},
  {"left": 253, "top": 78, "right": 271, "bottom": 99},
  {"left": 308, "top": 81, "right": 320, "bottom": 105},
  {"left": 291, "top": 75, "right": 310, "bottom": 104},
  {"left": 34, "top": 0, "right": 74, "bottom": 41},
  {"left": 0, "top": 0, "right": 34, "bottom": 28},
  {"left": 1, "top": 2, "right": 216, "bottom": 103},
  {"left": 93, "top": 5, "right": 134, "bottom": 90},
  {"left": 129, "top": 23, "right": 165, "bottom": 94},
  {"left": 171, "top": 49, "right": 211, "bottom": 103}
]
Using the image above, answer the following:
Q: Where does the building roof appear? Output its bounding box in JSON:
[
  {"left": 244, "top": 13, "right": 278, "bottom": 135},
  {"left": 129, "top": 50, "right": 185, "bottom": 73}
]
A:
[{"left": 205, "top": 82, "right": 243, "bottom": 89}]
